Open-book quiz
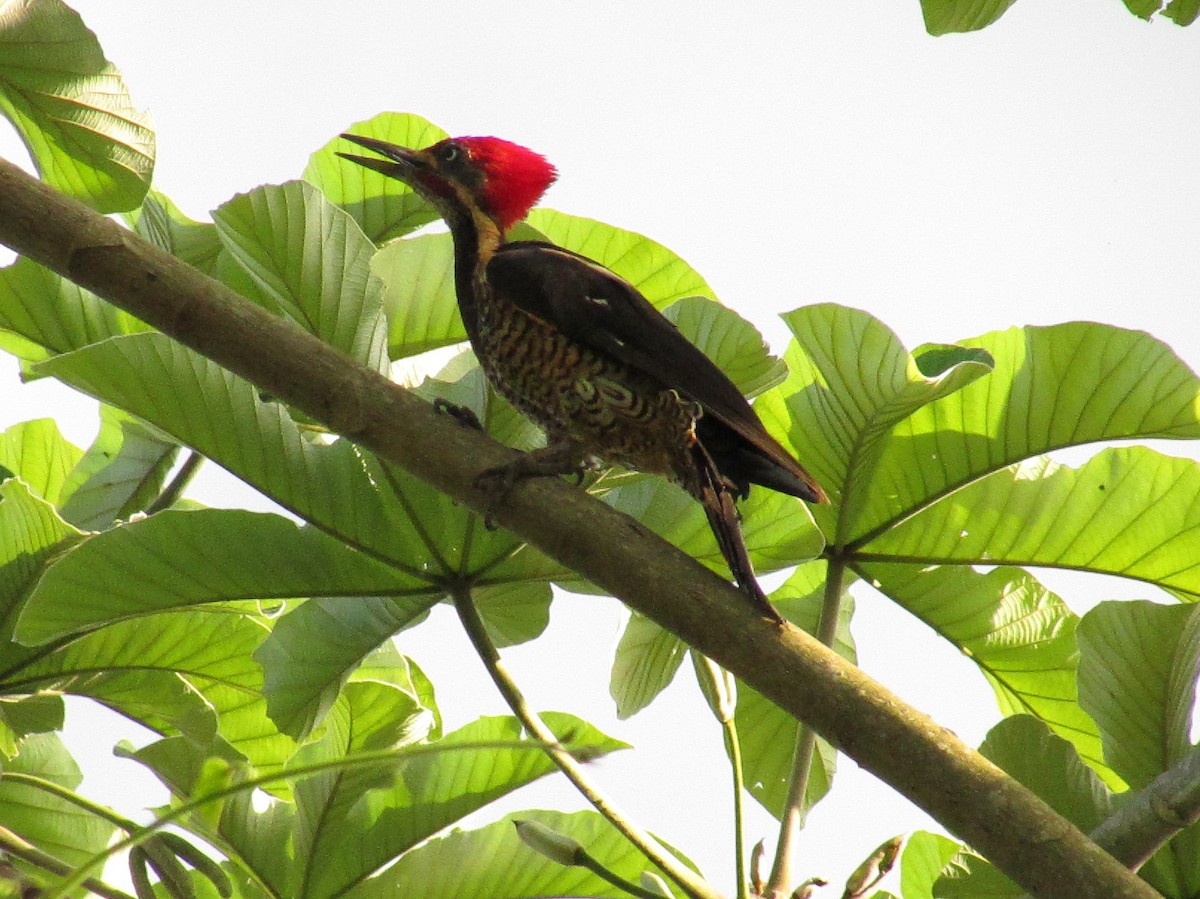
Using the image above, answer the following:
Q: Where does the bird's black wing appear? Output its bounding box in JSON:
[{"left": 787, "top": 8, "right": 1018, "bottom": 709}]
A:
[{"left": 488, "top": 241, "right": 825, "bottom": 502}]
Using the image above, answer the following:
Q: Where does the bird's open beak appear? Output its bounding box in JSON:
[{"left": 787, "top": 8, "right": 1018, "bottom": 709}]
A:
[{"left": 336, "top": 133, "right": 424, "bottom": 179}]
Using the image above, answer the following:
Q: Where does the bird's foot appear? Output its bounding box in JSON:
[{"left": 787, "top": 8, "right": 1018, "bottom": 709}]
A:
[
  {"left": 433, "top": 398, "right": 485, "bottom": 431},
  {"left": 473, "top": 441, "right": 589, "bottom": 530}
]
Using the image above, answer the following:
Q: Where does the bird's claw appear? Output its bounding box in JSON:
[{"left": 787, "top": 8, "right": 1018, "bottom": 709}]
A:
[
  {"left": 471, "top": 445, "right": 592, "bottom": 531},
  {"left": 433, "top": 398, "right": 484, "bottom": 431},
  {"left": 473, "top": 464, "right": 523, "bottom": 530}
]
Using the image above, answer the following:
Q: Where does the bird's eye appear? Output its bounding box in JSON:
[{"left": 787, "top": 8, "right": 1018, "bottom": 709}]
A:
[{"left": 440, "top": 142, "right": 462, "bottom": 164}]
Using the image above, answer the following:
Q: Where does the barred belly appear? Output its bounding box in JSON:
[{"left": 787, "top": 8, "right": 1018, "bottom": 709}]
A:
[{"left": 476, "top": 301, "right": 700, "bottom": 481}]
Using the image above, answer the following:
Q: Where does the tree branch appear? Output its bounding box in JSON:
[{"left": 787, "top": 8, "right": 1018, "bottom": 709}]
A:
[
  {"left": 1092, "top": 743, "right": 1200, "bottom": 870},
  {"left": 0, "top": 156, "right": 1159, "bottom": 899}
]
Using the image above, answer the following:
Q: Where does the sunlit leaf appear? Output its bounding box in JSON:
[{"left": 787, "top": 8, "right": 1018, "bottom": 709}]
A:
[
  {"left": 307, "top": 111, "right": 447, "bottom": 243},
  {"left": 213, "top": 181, "right": 389, "bottom": 372},
  {"left": 0, "top": 0, "right": 153, "bottom": 211},
  {"left": 1078, "top": 601, "right": 1200, "bottom": 895},
  {"left": 130, "top": 190, "right": 222, "bottom": 275},
  {"left": 16, "top": 508, "right": 423, "bottom": 644},
  {"left": 610, "top": 612, "right": 687, "bottom": 719},
  {"left": 866, "top": 321, "right": 1200, "bottom": 540},
  {"left": 527, "top": 208, "right": 715, "bottom": 308},
  {"left": 0, "top": 692, "right": 62, "bottom": 757},
  {"left": 0, "top": 256, "right": 150, "bottom": 364},
  {"left": 0, "top": 478, "right": 80, "bottom": 661},
  {"left": 869, "top": 448, "right": 1200, "bottom": 601},
  {"left": 372, "top": 234, "right": 465, "bottom": 358},
  {"left": 758, "top": 304, "right": 993, "bottom": 539},
  {"left": 0, "top": 733, "right": 115, "bottom": 867},
  {"left": 59, "top": 404, "right": 179, "bottom": 529},
  {"left": 256, "top": 601, "right": 438, "bottom": 740},
  {"left": 0, "top": 418, "right": 81, "bottom": 505},
  {"left": 476, "top": 580, "right": 552, "bottom": 648},
  {"left": 278, "top": 713, "right": 627, "bottom": 899},
  {"left": 861, "top": 562, "right": 1112, "bottom": 785},
  {"left": 921, "top": 0, "right": 1018, "bottom": 34},
  {"left": 893, "top": 831, "right": 961, "bottom": 898},
  {"left": 979, "top": 716, "right": 1113, "bottom": 834},
  {"left": 664, "top": 296, "right": 787, "bottom": 398},
  {"left": 342, "top": 809, "right": 688, "bottom": 899}
]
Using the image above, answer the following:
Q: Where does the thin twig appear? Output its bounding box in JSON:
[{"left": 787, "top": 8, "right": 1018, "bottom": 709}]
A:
[
  {"left": 766, "top": 561, "right": 846, "bottom": 898},
  {"left": 144, "top": 449, "right": 204, "bottom": 515},
  {"left": 449, "top": 583, "right": 721, "bottom": 899}
]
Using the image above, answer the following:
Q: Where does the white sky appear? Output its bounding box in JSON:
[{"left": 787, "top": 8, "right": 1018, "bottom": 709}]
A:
[{"left": 2, "top": 1, "right": 1198, "bottom": 894}]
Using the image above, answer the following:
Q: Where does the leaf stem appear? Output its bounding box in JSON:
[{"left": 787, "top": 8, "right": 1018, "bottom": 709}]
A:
[
  {"left": 0, "top": 825, "right": 137, "bottom": 899},
  {"left": 0, "top": 771, "right": 138, "bottom": 831},
  {"left": 449, "top": 583, "right": 721, "bottom": 899},
  {"left": 144, "top": 449, "right": 204, "bottom": 515},
  {"left": 693, "top": 654, "right": 748, "bottom": 899},
  {"left": 765, "top": 559, "right": 846, "bottom": 898}
]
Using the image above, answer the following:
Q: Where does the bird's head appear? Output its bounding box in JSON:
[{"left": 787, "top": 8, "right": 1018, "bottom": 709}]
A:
[{"left": 338, "top": 133, "right": 557, "bottom": 232}]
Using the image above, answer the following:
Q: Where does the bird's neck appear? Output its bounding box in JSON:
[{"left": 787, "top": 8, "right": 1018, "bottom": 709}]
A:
[{"left": 446, "top": 206, "right": 505, "bottom": 346}]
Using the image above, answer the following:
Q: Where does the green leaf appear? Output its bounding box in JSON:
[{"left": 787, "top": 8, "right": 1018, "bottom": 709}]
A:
[
  {"left": 610, "top": 612, "right": 688, "bottom": 719},
  {"left": 130, "top": 710, "right": 627, "bottom": 899},
  {"left": 757, "top": 304, "right": 993, "bottom": 540},
  {"left": 34, "top": 334, "right": 563, "bottom": 593},
  {"left": 1164, "top": 0, "right": 1199, "bottom": 25},
  {"left": 372, "top": 234, "right": 466, "bottom": 358},
  {"left": 1078, "top": 602, "right": 1200, "bottom": 790},
  {"left": 291, "top": 679, "right": 433, "bottom": 894},
  {"left": 663, "top": 296, "right": 787, "bottom": 398},
  {"left": 1121, "top": 0, "right": 1166, "bottom": 19},
  {"left": 0, "top": 732, "right": 115, "bottom": 868},
  {"left": 32, "top": 335, "right": 442, "bottom": 571},
  {"left": 125, "top": 735, "right": 296, "bottom": 893},
  {"left": 736, "top": 563, "right": 855, "bottom": 821},
  {"left": 979, "top": 716, "right": 1113, "bottom": 834},
  {"left": 527, "top": 208, "right": 715, "bottom": 308},
  {"left": 16, "top": 508, "right": 421, "bottom": 644},
  {"left": 275, "top": 712, "right": 626, "bottom": 899},
  {"left": 935, "top": 850, "right": 1022, "bottom": 897},
  {"left": 213, "top": 181, "right": 389, "bottom": 372},
  {"left": 312, "top": 712, "right": 629, "bottom": 898},
  {"left": 59, "top": 404, "right": 179, "bottom": 529},
  {"left": 0, "top": 692, "right": 63, "bottom": 757},
  {"left": 256, "top": 600, "right": 438, "bottom": 740},
  {"left": 921, "top": 0, "right": 1018, "bottom": 34},
  {"left": 866, "top": 321, "right": 1200, "bottom": 541},
  {"left": 342, "top": 809, "right": 687, "bottom": 899},
  {"left": 21, "top": 609, "right": 293, "bottom": 774},
  {"left": 1078, "top": 601, "right": 1200, "bottom": 895},
  {"left": 0, "top": 256, "right": 150, "bottom": 364},
  {"left": 307, "top": 111, "right": 447, "bottom": 243},
  {"left": 894, "top": 831, "right": 962, "bottom": 898},
  {"left": 861, "top": 563, "right": 1112, "bottom": 785},
  {"left": 870, "top": 448, "right": 1200, "bottom": 601},
  {"left": 0, "top": 478, "right": 80, "bottom": 664},
  {"left": 0, "top": 0, "right": 153, "bottom": 211},
  {"left": 130, "top": 190, "right": 223, "bottom": 275},
  {"left": 592, "top": 471, "right": 822, "bottom": 588},
  {"left": 0, "top": 418, "right": 81, "bottom": 505},
  {"left": 476, "top": 580, "right": 552, "bottom": 648}
]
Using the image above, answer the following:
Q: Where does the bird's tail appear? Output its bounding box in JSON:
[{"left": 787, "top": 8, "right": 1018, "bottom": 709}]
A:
[{"left": 691, "top": 443, "right": 783, "bottom": 623}]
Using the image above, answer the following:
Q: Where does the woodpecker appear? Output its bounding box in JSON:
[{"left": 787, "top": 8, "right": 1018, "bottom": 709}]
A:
[{"left": 338, "top": 132, "right": 827, "bottom": 620}]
